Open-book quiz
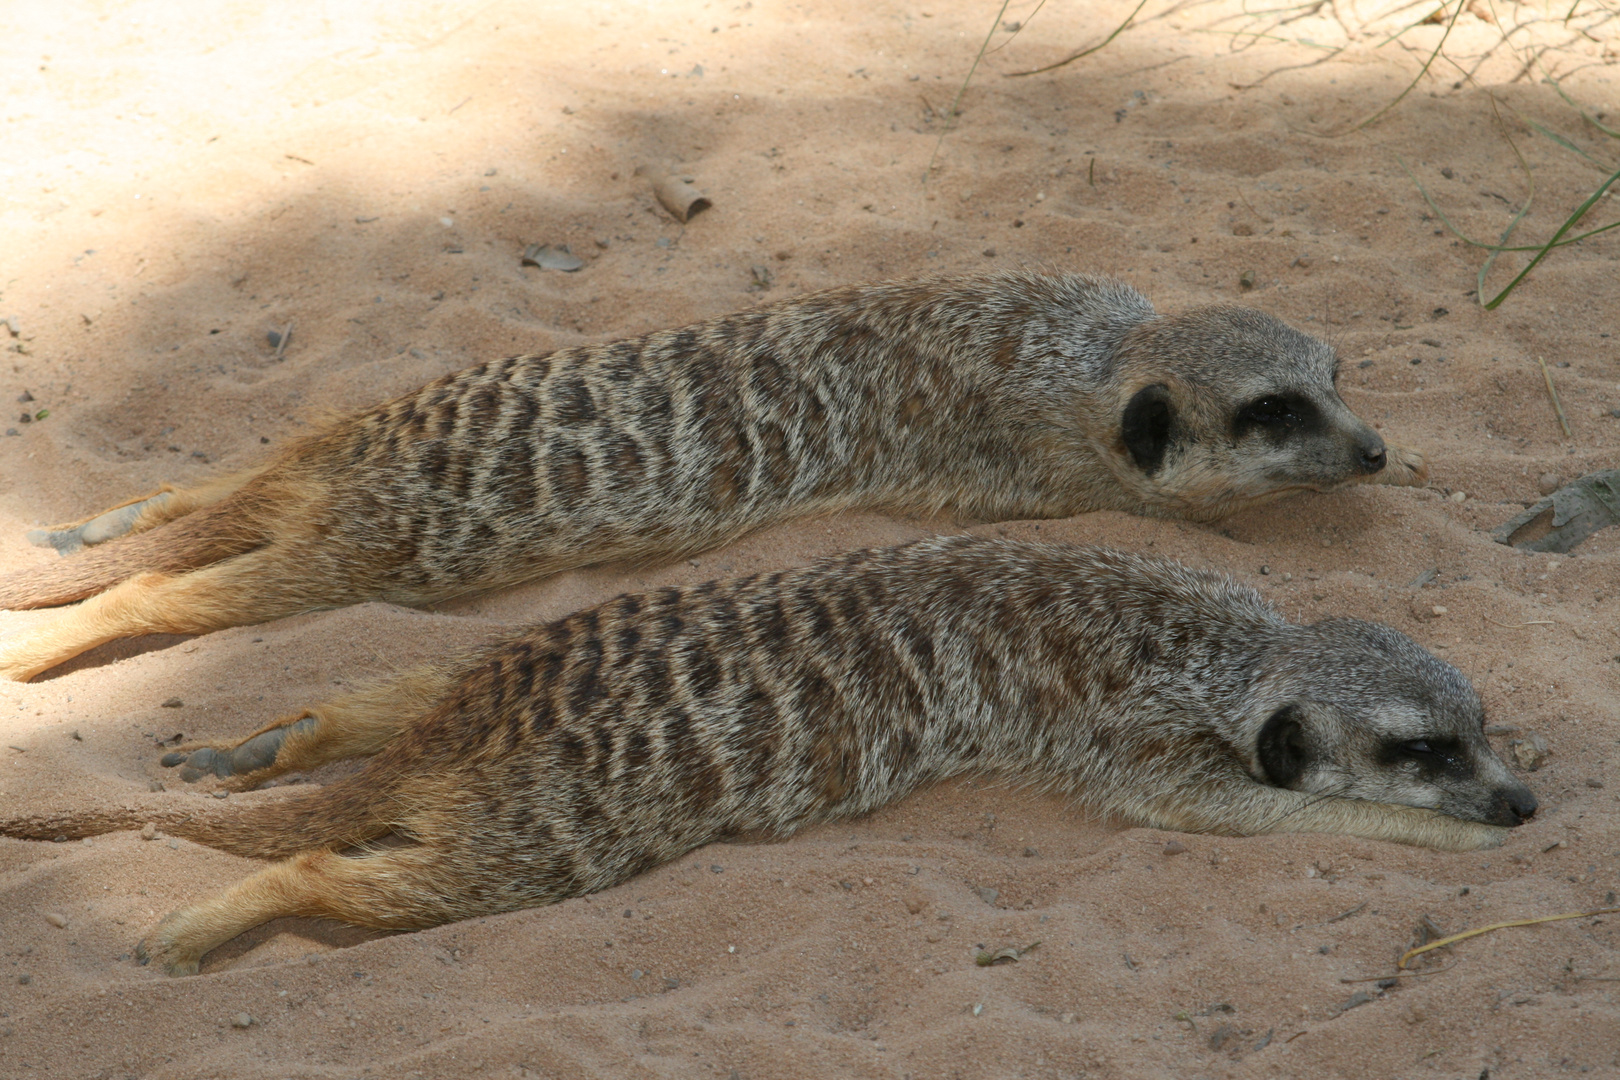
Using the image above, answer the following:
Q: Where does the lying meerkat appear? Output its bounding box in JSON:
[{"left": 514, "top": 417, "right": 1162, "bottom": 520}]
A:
[
  {"left": 0, "top": 538, "right": 1533, "bottom": 976},
  {"left": 0, "top": 272, "right": 1425, "bottom": 681}
]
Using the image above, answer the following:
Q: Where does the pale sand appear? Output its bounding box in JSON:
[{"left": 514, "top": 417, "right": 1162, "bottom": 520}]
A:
[{"left": 2, "top": 2, "right": 1618, "bottom": 1077}]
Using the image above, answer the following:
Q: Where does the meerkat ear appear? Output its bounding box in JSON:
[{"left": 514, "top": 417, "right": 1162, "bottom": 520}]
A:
[
  {"left": 1257, "top": 704, "right": 1311, "bottom": 788},
  {"left": 1121, "top": 383, "right": 1174, "bottom": 475}
]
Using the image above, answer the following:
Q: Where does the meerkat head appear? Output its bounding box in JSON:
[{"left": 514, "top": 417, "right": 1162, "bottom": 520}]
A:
[
  {"left": 1106, "top": 305, "right": 1387, "bottom": 520},
  {"left": 1243, "top": 619, "right": 1538, "bottom": 828}
]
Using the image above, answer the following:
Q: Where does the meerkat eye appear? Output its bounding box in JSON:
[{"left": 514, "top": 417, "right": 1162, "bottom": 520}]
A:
[
  {"left": 1395, "top": 737, "right": 1461, "bottom": 762},
  {"left": 1240, "top": 397, "right": 1299, "bottom": 427},
  {"left": 1234, "top": 393, "right": 1320, "bottom": 439}
]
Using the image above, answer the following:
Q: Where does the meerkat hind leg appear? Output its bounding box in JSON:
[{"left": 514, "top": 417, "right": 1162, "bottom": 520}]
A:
[
  {"left": 0, "top": 550, "right": 306, "bottom": 682},
  {"left": 162, "top": 666, "right": 461, "bottom": 787},
  {"left": 27, "top": 493, "right": 173, "bottom": 556},
  {"left": 25, "top": 469, "right": 264, "bottom": 555},
  {"left": 137, "top": 847, "right": 453, "bottom": 976}
]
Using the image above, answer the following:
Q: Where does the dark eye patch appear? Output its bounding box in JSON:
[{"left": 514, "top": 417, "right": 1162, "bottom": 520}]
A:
[
  {"left": 1379, "top": 736, "right": 1468, "bottom": 775},
  {"left": 1233, "top": 393, "right": 1321, "bottom": 440}
]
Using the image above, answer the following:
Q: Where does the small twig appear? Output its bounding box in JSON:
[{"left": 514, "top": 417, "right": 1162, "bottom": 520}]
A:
[
  {"left": 1538, "top": 356, "right": 1574, "bottom": 438},
  {"left": 273, "top": 322, "right": 293, "bottom": 362},
  {"left": 1325, "top": 901, "right": 1368, "bottom": 924},
  {"left": 1398, "top": 907, "right": 1620, "bottom": 970},
  {"left": 1236, "top": 186, "right": 1272, "bottom": 223},
  {"left": 1007, "top": 0, "right": 1151, "bottom": 78},
  {"left": 1340, "top": 962, "right": 1456, "bottom": 982},
  {"left": 1484, "top": 616, "right": 1554, "bottom": 628},
  {"left": 449, "top": 96, "right": 472, "bottom": 115}
]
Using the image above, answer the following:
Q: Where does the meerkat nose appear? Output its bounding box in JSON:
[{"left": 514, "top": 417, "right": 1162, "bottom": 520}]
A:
[
  {"left": 1507, "top": 787, "right": 1539, "bottom": 824},
  {"left": 1355, "top": 435, "right": 1387, "bottom": 475}
]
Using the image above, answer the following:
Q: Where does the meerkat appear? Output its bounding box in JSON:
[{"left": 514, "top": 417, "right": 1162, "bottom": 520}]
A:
[
  {"left": 0, "top": 271, "right": 1426, "bottom": 681},
  {"left": 0, "top": 538, "right": 1533, "bottom": 976}
]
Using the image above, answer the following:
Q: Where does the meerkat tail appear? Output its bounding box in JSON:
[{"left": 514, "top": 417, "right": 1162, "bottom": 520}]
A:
[
  {"left": 0, "top": 498, "right": 270, "bottom": 610},
  {"left": 0, "top": 773, "right": 399, "bottom": 860}
]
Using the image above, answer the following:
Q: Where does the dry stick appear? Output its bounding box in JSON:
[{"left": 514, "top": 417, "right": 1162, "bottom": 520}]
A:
[
  {"left": 1340, "top": 963, "right": 1456, "bottom": 983},
  {"left": 924, "top": 0, "right": 1012, "bottom": 181},
  {"left": 1538, "top": 355, "right": 1574, "bottom": 438},
  {"left": 985, "top": 0, "right": 1052, "bottom": 56},
  {"left": 1299, "top": 0, "right": 1465, "bottom": 137},
  {"left": 1006, "top": 0, "right": 1150, "bottom": 78},
  {"left": 1398, "top": 907, "right": 1620, "bottom": 970},
  {"left": 1484, "top": 616, "right": 1555, "bottom": 628},
  {"left": 273, "top": 323, "right": 293, "bottom": 362}
]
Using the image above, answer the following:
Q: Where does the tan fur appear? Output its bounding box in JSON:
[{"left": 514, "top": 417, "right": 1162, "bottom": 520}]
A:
[
  {"left": 0, "top": 539, "right": 1529, "bottom": 976},
  {"left": 0, "top": 272, "right": 1425, "bottom": 680}
]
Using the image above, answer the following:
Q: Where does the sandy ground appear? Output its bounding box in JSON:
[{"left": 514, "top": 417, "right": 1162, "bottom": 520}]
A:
[{"left": 2, "top": 1, "right": 1619, "bottom": 1077}]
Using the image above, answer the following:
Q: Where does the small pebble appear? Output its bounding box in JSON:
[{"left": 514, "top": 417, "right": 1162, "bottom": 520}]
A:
[
  {"left": 44, "top": 913, "right": 67, "bottom": 929},
  {"left": 976, "top": 886, "right": 999, "bottom": 906},
  {"left": 161, "top": 697, "right": 183, "bottom": 708},
  {"left": 1586, "top": 778, "right": 1605, "bottom": 789},
  {"left": 17, "top": 974, "right": 30, "bottom": 985},
  {"left": 230, "top": 1013, "right": 253, "bottom": 1029},
  {"left": 213, "top": 790, "right": 230, "bottom": 799},
  {"left": 168, "top": 839, "right": 180, "bottom": 849},
  {"left": 1449, "top": 491, "right": 1466, "bottom": 503},
  {"left": 630, "top": 969, "right": 644, "bottom": 980},
  {"left": 148, "top": 780, "right": 165, "bottom": 793},
  {"left": 1538, "top": 473, "right": 1562, "bottom": 496},
  {"left": 140, "top": 823, "right": 158, "bottom": 840},
  {"left": 1163, "top": 840, "right": 1187, "bottom": 855},
  {"left": 1511, "top": 732, "right": 1551, "bottom": 771}
]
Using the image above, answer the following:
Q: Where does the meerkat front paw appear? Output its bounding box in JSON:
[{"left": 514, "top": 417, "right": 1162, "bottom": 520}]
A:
[
  {"left": 0, "top": 634, "right": 50, "bottom": 683},
  {"left": 1362, "top": 444, "right": 1427, "bottom": 488},
  {"left": 135, "top": 914, "right": 206, "bottom": 977}
]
